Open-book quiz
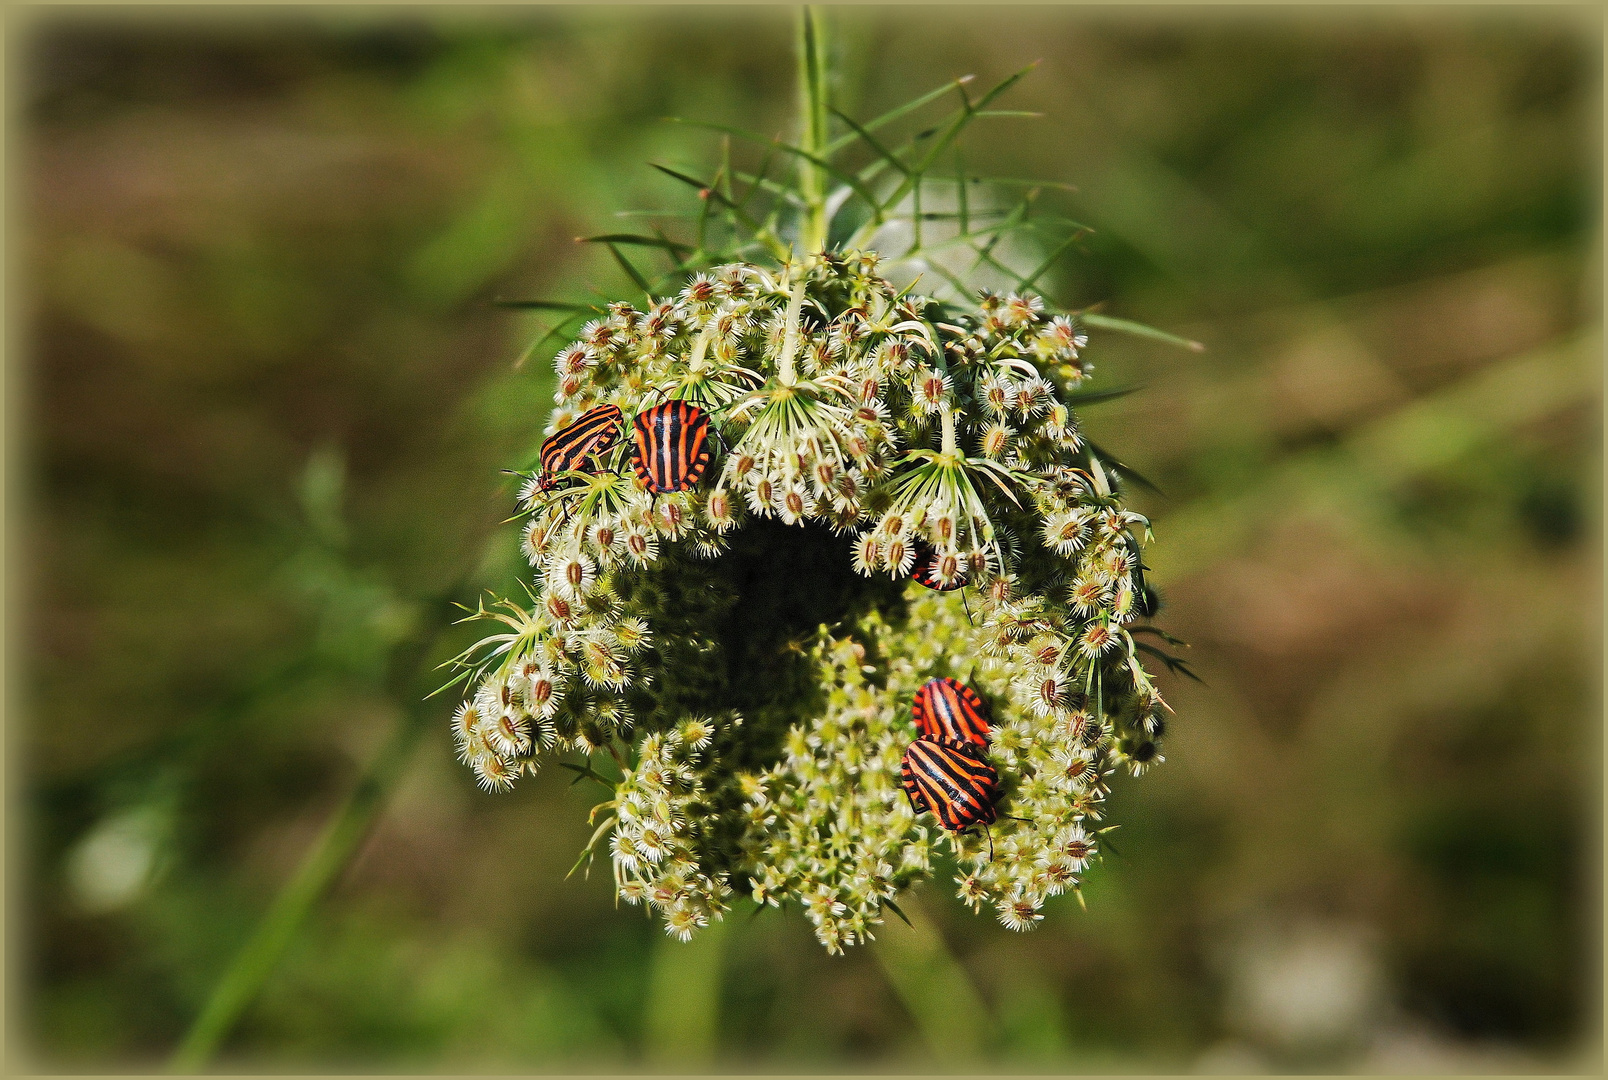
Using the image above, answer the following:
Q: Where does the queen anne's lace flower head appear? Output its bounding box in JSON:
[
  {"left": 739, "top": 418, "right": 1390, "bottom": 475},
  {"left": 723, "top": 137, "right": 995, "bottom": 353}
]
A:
[{"left": 446, "top": 254, "right": 1182, "bottom": 949}]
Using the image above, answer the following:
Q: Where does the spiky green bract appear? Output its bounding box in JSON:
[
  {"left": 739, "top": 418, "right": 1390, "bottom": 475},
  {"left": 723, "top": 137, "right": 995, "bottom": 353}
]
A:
[{"left": 451, "top": 253, "right": 1173, "bottom": 946}]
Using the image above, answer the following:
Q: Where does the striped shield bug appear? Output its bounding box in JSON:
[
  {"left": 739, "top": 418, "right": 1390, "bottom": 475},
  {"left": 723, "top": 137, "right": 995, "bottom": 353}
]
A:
[
  {"left": 538, "top": 403, "right": 623, "bottom": 490},
  {"left": 899, "top": 736, "right": 1001, "bottom": 833},
  {"left": 630, "top": 400, "right": 713, "bottom": 494},
  {"left": 912, "top": 676, "right": 992, "bottom": 746}
]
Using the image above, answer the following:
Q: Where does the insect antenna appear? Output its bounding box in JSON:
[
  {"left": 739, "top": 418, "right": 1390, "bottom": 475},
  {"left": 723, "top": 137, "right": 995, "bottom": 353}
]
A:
[
  {"left": 961, "top": 589, "right": 975, "bottom": 625},
  {"left": 707, "top": 423, "right": 735, "bottom": 458}
]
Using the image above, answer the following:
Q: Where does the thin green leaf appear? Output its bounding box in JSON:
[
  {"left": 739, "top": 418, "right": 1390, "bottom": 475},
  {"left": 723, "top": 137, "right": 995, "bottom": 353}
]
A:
[
  {"left": 968, "top": 238, "right": 1031, "bottom": 289},
  {"left": 578, "top": 233, "right": 693, "bottom": 253},
  {"left": 605, "top": 242, "right": 653, "bottom": 299},
  {"left": 734, "top": 169, "right": 806, "bottom": 208},
  {"left": 666, "top": 116, "right": 786, "bottom": 151},
  {"left": 900, "top": 218, "right": 1029, "bottom": 258},
  {"left": 698, "top": 133, "right": 884, "bottom": 221},
  {"left": 973, "top": 191, "right": 1037, "bottom": 263},
  {"left": 1080, "top": 311, "right": 1205, "bottom": 353},
  {"left": 676, "top": 110, "right": 875, "bottom": 226},
  {"left": 719, "top": 133, "right": 735, "bottom": 203},
  {"left": 823, "top": 74, "right": 975, "bottom": 156},
  {"left": 829, "top": 105, "right": 910, "bottom": 176},
  {"left": 565, "top": 814, "right": 618, "bottom": 880},
  {"left": 1020, "top": 230, "right": 1083, "bottom": 289},
  {"left": 1085, "top": 438, "right": 1165, "bottom": 497},
  {"left": 882, "top": 63, "right": 1040, "bottom": 213},
  {"left": 735, "top": 141, "right": 779, "bottom": 212},
  {"left": 493, "top": 299, "right": 595, "bottom": 312},
  {"left": 652, "top": 163, "right": 790, "bottom": 261},
  {"left": 954, "top": 145, "right": 968, "bottom": 234},
  {"left": 1134, "top": 642, "right": 1205, "bottom": 684},
  {"left": 906, "top": 256, "right": 977, "bottom": 305},
  {"left": 651, "top": 225, "right": 690, "bottom": 272},
  {"left": 882, "top": 897, "right": 915, "bottom": 929},
  {"left": 973, "top": 176, "right": 1080, "bottom": 193},
  {"left": 423, "top": 668, "right": 472, "bottom": 700},
  {"left": 557, "top": 760, "right": 618, "bottom": 791},
  {"left": 531, "top": 313, "right": 590, "bottom": 353},
  {"left": 1130, "top": 624, "right": 1191, "bottom": 648},
  {"left": 1062, "top": 384, "right": 1144, "bottom": 407}
]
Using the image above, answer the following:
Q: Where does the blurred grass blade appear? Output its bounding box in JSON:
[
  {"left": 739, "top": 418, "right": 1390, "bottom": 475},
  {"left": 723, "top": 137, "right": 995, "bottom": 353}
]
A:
[
  {"left": 167, "top": 592, "right": 464, "bottom": 1072},
  {"left": 1149, "top": 330, "right": 1600, "bottom": 581},
  {"left": 871, "top": 893, "right": 996, "bottom": 1061},
  {"left": 169, "top": 710, "right": 425, "bottom": 1071},
  {"left": 643, "top": 916, "right": 728, "bottom": 1068},
  {"left": 1081, "top": 310, "right": 1205, "bottom": 352}
]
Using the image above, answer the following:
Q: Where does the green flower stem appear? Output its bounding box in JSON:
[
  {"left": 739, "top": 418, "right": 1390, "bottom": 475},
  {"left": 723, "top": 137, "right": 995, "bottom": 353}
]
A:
[
  {"left": 776, "top": 279, "right": 806, "bottom": 385},
  {"left": 940, "top": 405, "right": 958, "bottom": 457},
  {"left": 871, "top": 895, "right": 997, "bottom": 1060},
  {"left": 796, "top": 5, "right": 830, "bottom": 253},
  {"left": 643, "top": 913, "right": 730, "bottom": 1066},
  {"left": 167, "top": 590, "right": 465, "bottom": 1072}
]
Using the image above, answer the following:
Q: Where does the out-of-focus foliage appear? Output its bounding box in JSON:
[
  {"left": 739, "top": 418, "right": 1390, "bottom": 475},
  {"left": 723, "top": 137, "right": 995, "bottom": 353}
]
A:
[{"left": 20, "top": 7, "right": 1599, "bottom": 1072}]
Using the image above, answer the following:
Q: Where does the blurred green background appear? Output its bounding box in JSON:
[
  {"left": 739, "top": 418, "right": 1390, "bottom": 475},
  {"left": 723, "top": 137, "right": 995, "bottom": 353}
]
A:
[{"left": 18, "top": 6, "right": 1601, "bottom": 1072}]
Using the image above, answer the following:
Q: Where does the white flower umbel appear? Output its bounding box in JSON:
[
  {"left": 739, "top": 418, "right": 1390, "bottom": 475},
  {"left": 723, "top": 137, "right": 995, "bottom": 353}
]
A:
[{"left": 447, "top": 254, "right": 1180, "bottom": 945}]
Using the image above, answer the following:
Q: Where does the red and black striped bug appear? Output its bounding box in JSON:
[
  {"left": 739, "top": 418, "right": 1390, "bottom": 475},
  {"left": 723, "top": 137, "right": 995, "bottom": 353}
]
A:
[
  {"left": 899, "top": 736, "right": 1002, "bottom": 833},
  {"left": 912, "top": 676, "right": 992, "bottom": 746},
  {"left": 911, "top": 539, "right": 964, "bottom": 592},
  {"left": 630, "top": 400, "right": 713, "bottom": 494},
  {"left": 537, "top": 404, "right": 623, "bottom": 490}
]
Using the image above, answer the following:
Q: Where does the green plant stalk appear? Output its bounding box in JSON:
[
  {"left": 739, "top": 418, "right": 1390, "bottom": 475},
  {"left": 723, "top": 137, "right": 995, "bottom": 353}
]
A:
[
  {"left": 642, "top": 914, "right": 730, "bottom": 1066},
  {"left": 168, "top": 595, "right": 463, "bottom": 1072},
  {"left": 796, "top": 5, "right": 830, "bottom": 253},
  {"left": 871, "top": 893, "right": 997, "bottom": 1060}
]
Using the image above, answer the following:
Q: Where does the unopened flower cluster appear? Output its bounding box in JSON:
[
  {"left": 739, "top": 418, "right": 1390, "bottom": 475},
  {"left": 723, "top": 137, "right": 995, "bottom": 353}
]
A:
[{"left": 449, "top": 252, "right": 1172, "bottom": 949}]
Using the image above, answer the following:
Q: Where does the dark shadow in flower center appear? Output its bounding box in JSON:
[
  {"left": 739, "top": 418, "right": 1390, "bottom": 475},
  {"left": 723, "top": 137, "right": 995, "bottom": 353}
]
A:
[{"left": 624, "top": 516, "right": 907, "bottom": 773}]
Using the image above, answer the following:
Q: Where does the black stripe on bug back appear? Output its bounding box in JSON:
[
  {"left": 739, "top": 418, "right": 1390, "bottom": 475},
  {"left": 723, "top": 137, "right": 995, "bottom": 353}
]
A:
[
  {"left": 911, "top": 539, "right": 964, "bottom": 591},
  {"left": 540, "top": 404, "right": 623, "bottom": 486},
  {"left": 902, "top": 737, "right": 1001, "bottom": 832},
  {"left": 912, "top": 677, "right": 992, "bottom": 746},
  {"left": 631, "top": 401, "right": 712, "bottom": 494},
  {"left": 899, "top": 757, "right": 931, "bottom": 816}
]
